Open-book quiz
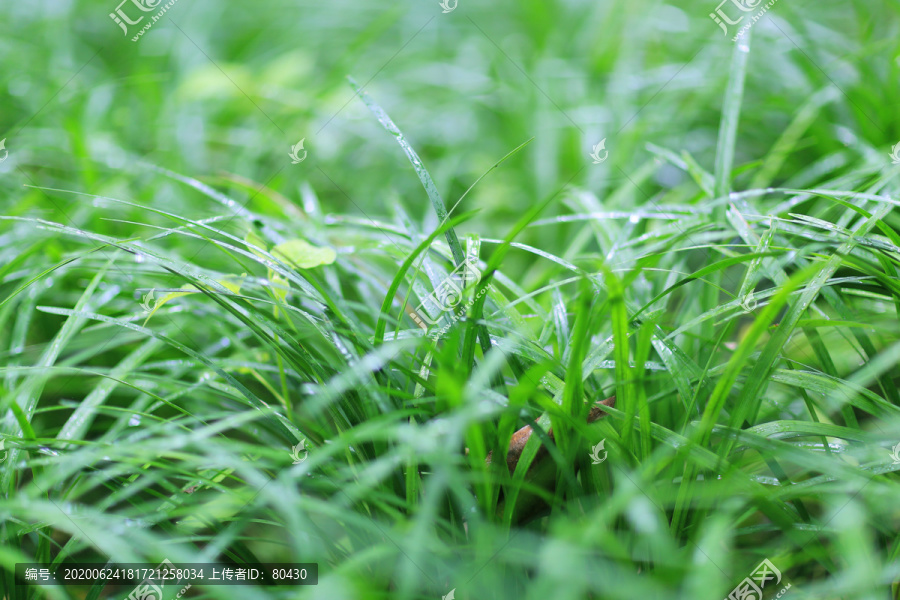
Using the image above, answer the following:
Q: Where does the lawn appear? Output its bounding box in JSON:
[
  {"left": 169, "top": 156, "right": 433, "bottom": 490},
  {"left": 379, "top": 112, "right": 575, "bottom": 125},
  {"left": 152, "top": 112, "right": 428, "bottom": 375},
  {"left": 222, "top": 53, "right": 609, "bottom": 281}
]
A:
[{"left": 2, "top": 1, "right": 900, "bottom": 599}]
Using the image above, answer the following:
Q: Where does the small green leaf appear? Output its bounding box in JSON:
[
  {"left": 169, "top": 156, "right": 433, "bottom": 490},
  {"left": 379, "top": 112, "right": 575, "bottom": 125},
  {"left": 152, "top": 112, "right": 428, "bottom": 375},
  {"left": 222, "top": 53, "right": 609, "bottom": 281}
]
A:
[
  {"left": 142, "top": 287, "right": 195, "bottom": 325},
  {"left": 220, "top": 273, "right": 246, "bottom": 295},
  {"left": 245, "top": 229, "right": 269, "bottom": 260},
  {"left": 272, "top": 239, "right": 336, "bottom": 269},
  {"left": 270, "top": 272, "right": 290, "bottom": 319},
  {"left": 143, "top": 275, "right": 246, "bottom": 326}
]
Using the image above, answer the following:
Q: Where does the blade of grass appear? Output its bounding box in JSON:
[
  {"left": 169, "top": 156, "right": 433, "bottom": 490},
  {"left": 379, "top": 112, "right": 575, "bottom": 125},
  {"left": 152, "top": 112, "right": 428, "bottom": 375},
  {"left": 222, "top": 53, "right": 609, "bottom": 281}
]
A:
[{"left": 348, "top": 77, "right": 496, "bottom": 360}]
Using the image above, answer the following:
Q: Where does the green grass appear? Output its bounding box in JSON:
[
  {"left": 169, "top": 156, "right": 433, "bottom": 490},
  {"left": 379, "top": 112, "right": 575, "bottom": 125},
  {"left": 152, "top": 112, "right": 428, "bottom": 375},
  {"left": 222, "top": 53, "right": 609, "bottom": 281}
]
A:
[{"left": 3, "top": 1, "right": 900, "bottom": 599}]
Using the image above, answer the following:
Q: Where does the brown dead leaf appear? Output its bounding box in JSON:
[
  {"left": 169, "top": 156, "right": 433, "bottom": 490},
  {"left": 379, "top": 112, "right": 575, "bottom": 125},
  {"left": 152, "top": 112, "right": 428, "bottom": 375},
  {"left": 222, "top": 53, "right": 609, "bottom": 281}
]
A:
[{"left": 486, "top": 395, "right": 616, "bottom": 473}]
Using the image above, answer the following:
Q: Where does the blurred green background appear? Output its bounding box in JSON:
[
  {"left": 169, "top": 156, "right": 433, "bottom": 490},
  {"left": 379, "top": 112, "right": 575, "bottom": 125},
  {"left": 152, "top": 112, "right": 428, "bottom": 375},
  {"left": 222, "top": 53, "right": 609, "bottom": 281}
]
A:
[{"left": 3, "top": 0, "right": 896, "bottom": 250}]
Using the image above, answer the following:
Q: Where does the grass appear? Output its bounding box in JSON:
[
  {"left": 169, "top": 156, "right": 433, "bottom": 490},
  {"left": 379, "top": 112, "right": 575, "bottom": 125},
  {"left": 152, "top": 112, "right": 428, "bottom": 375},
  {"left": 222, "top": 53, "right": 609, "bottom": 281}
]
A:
[{"left": 2, "top": 1, "right": 900, "bottom": 599}]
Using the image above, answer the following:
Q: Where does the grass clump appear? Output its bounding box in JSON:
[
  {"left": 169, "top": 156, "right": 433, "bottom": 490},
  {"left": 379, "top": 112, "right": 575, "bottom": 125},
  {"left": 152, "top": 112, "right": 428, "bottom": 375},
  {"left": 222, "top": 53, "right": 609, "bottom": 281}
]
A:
[{"left": 3, "top": 2, "right": 900, "bottom": 599}]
